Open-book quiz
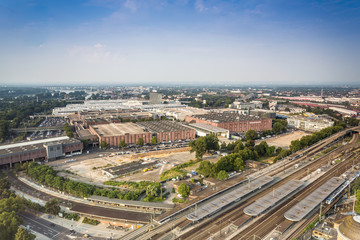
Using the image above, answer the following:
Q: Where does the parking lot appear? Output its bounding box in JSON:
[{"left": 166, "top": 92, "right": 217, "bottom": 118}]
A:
[{"left": 28, "top": 117, "right": 66, "bottom": 140}]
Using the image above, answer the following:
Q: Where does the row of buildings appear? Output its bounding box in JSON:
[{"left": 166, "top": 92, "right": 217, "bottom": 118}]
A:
[{"left": 83, "top": 112, "right": 273, "bottom": 147}]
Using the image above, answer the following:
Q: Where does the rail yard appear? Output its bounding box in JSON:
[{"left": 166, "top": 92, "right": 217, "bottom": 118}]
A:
[
  {"left": 117, "top": 127, "right": 360, "bottom": 240},
  {"left": 4, "top": 127, "right": 360, "bottom": 240}
]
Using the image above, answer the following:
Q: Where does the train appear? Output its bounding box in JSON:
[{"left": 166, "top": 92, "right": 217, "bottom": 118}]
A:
[{"left": 325, "top": 169, "right": 360, "bottom": 205}]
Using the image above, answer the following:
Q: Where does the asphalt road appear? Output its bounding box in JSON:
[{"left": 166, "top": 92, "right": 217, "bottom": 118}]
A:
[
  {"left": 21, "top": 212, "right": 72, "bottom": 240},
  {"left": 21, "top": 211, "right": 108, "bottom": 240}
]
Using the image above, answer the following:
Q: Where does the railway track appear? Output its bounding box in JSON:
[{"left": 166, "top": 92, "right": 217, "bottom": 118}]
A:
[
  {"left": 143, "top": 129, "right": 360, "bottom": 240},
  {"left": 231, "top": 151, "right": 360, "bottom": 239},
  {"left": 173, "top": 133, "right": 359, "bottom": 240},
  {"left": 7, "top": 172, "right": 152, "bottom": 223}
]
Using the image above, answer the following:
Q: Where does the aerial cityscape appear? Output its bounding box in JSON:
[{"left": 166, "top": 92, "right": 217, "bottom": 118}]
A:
[{"left": 1, "top": 1, "right": 360, "bottom": 240}]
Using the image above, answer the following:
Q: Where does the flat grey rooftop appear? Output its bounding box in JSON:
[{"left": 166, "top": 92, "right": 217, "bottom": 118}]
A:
[
  {"left": 244, "top": 180, "right": 304, "bottom": 216},
  {"left": 190, "top": 112, "right": 263, "bottom": 123},
  {"left": 284, "top": 177, "right": 345, "bottom": 222},
  {"left": 91, "top": 123, "right": 146, "bottom": 136},
  {"left": 87, "top": 195, "right": 174, "bottom": 209},
  {"left": 0, "top": 137, "right": 80, "bottom": 156},
  {"left": 136, "top": 121, "right": 194, "bottom": 133},
  {"left": 186, "top": 175, "right": 273, "bottom": 222},
  {"left": 0, "top": 136, "right": 69, "bottom": 150}
]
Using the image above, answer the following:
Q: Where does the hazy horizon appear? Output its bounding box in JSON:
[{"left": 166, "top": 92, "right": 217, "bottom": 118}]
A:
[{"left": 1, "top": 0, "right": 359, "bottom": 86}]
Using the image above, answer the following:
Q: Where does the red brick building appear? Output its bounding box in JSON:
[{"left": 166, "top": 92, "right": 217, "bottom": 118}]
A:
[
  {"left": 136, "top": 121, "right": 195, "bottom": 143},
  {"left": 185, "top": 112, "right": 272, "bottom": 133},
  {"left": 89, "top": 123, "right": 152, "bottom": 147}
]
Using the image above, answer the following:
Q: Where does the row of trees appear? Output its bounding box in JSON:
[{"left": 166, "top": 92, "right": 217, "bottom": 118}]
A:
[
  {"left": 24, "top": 162, "right": 142, "bottom": 200},
  {"left": 275, "top": 125, "right": 345, "bottom": 161}
]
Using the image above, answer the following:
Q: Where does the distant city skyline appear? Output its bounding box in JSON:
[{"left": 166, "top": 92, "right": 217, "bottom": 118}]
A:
[{"left": 0, "top": 0, "right": 359, "bottom": 86}]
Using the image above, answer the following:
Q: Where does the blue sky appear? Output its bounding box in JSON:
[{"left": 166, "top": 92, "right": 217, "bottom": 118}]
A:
[{"left": 0, "top": 0, "right": 359, "bottom": 86}]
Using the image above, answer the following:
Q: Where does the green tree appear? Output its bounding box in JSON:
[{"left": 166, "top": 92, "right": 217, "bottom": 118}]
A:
[
  {"left": 197, "top": 160, "right": 215, "bottom": 177},
  {"left": 137, "top": 138, "right": 144, "bottom": 146},
  {"left": 217, "top": 170, "right": 229, "bottom": 180},
  {"left": 119, "top": 139, "right": 127, "bottom": 149},
  {"left": 146, "top": 184, "right": 159, "bottom": 198},
  {"left": 220, "top": 142, "right": 227, "bottom": 150},
  {"left": 0, "top": 177, "right": 12, "bottom": 199},
  {"left": 245, "top": 140, "right": 255, "bottom": 148},
  {"left": 0, "top": 211, "right": 23, "bottom": 240},
  {"left": 100, "top": 141, "right": 108, "bottom": 149},
  {"left": 273, "top": 122, "right": 286, "bottom": 134},
  {"left": 266, "top": 146, "right": 275, "bottom": 157},
  {"left": 254, "top": 141, "right": 268, "bottom": 156},
  {"left": 245, "top": 130, "right": 258, "bottom": 141},
  {"left": 226, "top": 142, "right": 236, "bottom": 151},
  {"left": 151, "top": 136, "right": 158, "bottom": 145},
  {"left": 178, "top": 183, "right": 190, "bottom": 198},
  {"left": 189, "top": 138, "right": 207, "bottom": 160},
  {"left": 64, "top": 123, "right": 74, "bottom": 138},
  {"left": 45, "top": 199, "right": 60, "bottom": 215},
  {"left": 15, "top": 227, "right": 36, "bottom": 240},
  {"left": 234, "top": 141, "right": 244, "bottom": 153},
  {"left": 204, "top": 134, "right": 219, "bottom": 152},
  {"left": 290, "top": 140, "right": 302, "bottom": 152}
]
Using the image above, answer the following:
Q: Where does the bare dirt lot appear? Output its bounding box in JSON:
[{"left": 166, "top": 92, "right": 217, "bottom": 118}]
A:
[
  {"left": 50, "top": 148, "right": 209, "bottom": 184},
  {"left": 259, "top": 130, "right": 310, "bottom": 148}
]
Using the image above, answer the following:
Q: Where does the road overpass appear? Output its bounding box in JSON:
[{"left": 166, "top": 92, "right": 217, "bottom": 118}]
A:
[{"left": 10, "top": 125, "right": 65, "bottom": 133}]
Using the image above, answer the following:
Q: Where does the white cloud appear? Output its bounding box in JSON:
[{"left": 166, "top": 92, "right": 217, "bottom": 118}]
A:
[
  {"left": 94, "top": 43, "right": 105, "bottom": 48},
  {"left": 66, "top": 44, "right": 127, "bottom": 64},
  {"left": 195, "top": 0, "right": 207, "bottom": 12},
  {"left": 124, "top": 0, "right": 137, "bottom": 12}
]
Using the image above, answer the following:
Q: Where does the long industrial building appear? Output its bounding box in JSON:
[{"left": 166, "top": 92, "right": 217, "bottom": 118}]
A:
[
  {"left": 89, "top": 121, "right": 196, "bottom": 147},
  {"left": 89, "top": 123, "right": 153, "bottom": 147},
  {"left": 185, "top": 112, "right": 272, "bottom": 133},
  {"left": 0, "top": 136, "right": 83, "bottom": 166},
  {"left": 136, "top": 121, "right": 195, "bottom": 143}
]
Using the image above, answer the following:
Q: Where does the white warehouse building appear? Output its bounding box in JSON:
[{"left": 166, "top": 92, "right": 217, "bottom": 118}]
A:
[{"left": 287, "top": 116, "right": 334, "bottom": 132}]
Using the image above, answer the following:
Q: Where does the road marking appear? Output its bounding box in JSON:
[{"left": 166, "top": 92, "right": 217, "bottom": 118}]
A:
[{"left": 21, "top": 214, "right": 60, "bottom": 235}]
